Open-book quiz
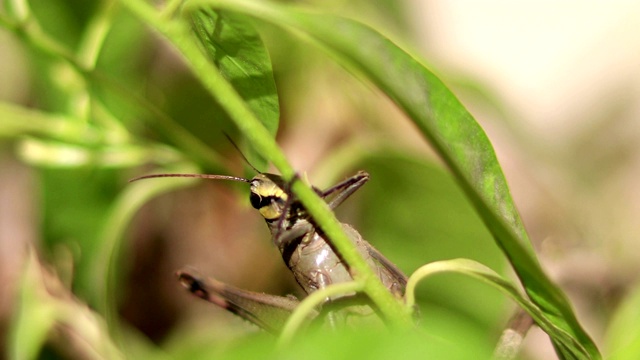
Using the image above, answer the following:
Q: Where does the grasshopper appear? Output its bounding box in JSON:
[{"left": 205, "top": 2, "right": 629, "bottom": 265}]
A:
[{"left": 131, "top": 169, "right": 407, "bottom": 332}]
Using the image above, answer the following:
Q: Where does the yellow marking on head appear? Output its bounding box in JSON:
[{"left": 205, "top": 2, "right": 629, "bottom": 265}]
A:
[
  {"left": 250, "top": 174, "right": 289, "bottom": 221},
  {"left": 252, "top": 176, "right": 286, "bottom": 197},
  {"left": 259, "top": 206, "right": 282, "bottom": 220}
]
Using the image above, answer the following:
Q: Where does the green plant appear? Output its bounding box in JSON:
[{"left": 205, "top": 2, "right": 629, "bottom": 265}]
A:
[{"left": 0, "top": 0, "right": 604, "bottom": 359}]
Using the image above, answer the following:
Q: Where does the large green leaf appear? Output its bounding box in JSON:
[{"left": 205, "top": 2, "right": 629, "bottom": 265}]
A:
[
  {"left": 190, "top": 8, "right": 279, "bottom": 171},
  {"left": 187, "top": 1, "right": 599, "bottom": 358}
]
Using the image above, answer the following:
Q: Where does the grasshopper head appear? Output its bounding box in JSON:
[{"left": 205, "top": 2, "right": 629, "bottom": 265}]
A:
[
  {"left": 249, "top": 173, "right": 289, "bottom": 222},
  {"left": 129, "top": 171, "right": 293, "bottom": 223}
]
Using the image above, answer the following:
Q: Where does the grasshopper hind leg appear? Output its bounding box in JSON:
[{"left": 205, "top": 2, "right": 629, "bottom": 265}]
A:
[{"left": 176, "top": 269, "right": 316, "bottom": 334}]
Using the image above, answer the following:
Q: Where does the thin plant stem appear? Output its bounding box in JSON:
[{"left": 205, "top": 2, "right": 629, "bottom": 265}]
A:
[{"left": 276, "top": 281, "right": 364, "bottom": 348}]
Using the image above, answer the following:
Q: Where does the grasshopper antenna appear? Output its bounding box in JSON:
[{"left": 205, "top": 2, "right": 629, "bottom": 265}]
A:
[
  {"left": 129, "top": 173, "right": 250, "bottom": 183},
  {"left": 223, "top": 132, "right": 261, "bottom": 174},
  {"left": 128, "top": 134, "right": 262, "bottom": 184}
]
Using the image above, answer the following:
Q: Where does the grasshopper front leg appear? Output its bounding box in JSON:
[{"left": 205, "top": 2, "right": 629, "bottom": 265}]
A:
[
  {"left": 177, "top": 269, "right": 318, "bottom": 334},
  {"left": 320, "top": 170, "right": 370, "bottom": 210}
]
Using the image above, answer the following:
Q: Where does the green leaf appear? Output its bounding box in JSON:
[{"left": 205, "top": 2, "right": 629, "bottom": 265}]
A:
[
  {"left": 9, "top": 250, "right": 123, "bottom": 360},
  {"left": 9, "top": 253, "right": 58, "bottom": 360},
  {"left": 186, "top": 1, "right": 599, "bottom": 358},
  {"left": 166, "top": 324, "right": 492, "bottom": 360},
  {"left": 356, "top": 153, "right": 505, "bottom": 328},
  {"left": 0, "top": 101, "right": 94, "bottom": 141},
  {"left": 17, "top": 137, "right": 179, "bottom": 168},
  {"left": 190, "top": 8, "right": 279, "bottom": 171},
  {"left": 405, "top": 258, "right": 591, "bottom": 359},
  {"left": 92, "top": 162, "right": 201, "bottom": 321},
  {"left": 604, "top": 281, "right": 640, "bottom": 360}
]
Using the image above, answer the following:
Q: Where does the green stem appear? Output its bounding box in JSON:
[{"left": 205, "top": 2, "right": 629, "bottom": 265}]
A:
[
  {"left": 277, "top": 281, "right": 363, "bottom": 348},
  {"left": 70, "top": 0, "right": 119, "bottom": 122},
  {"left": 10, "top": 20, "right": 83, "bottom": 71},
  {"left": 161, "top": 0, "right": 185, "bottom": 19}
]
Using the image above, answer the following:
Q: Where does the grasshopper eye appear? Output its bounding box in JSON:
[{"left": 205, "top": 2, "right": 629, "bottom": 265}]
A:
[{"left": 250, "top": 192, "right": 262, "bottom": 209}]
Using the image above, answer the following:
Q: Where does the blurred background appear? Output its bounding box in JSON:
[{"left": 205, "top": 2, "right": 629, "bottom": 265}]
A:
[{"left": 1, "top": 0, "right": 639, "bottom": 359}]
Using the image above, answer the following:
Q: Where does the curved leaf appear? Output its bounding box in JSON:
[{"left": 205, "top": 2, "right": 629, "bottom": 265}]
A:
[
  {"left": 277, "top": 281, "right": 363, "bottom": 348},
  {"left": 93, "top": 162, "right": 200, "bottom": 324},
  {"left": 405, "top": 259, "right": 590, "bottom": 359}
]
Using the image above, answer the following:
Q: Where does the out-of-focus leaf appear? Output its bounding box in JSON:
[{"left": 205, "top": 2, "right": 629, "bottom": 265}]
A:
[
  {"left": 37, "top": 167, "right": 121, "bottom": 303},
  {"left": 604, "top": 282, "right": 640, "bottom": 360},
  {"left": 92, "top": 163, "right": 200, "bottom": 323},
  {"left": 196, "top": 1, "right": 599, "bottom": 358},
  {"left": 9, "top": 254, "right": 58, "bottom": 360},
  {"left": 17, "top": 137, "right": 180, "bottom": 168},
  {"left": 166, "top": 325, "right": 491, "bottom": 360},
  {"left": 0, "top": 102, "right": 95, "bottom": 140},
  {"left": 9, "top": 250, "right": 123, "bottom": 360},
  {"left": 190, "top": 8, "right": 279, "bottom": 171}
]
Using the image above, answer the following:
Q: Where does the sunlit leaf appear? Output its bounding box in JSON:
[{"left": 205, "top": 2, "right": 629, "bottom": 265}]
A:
[
  {"left": 17, "top": 137, "right": 177, "bottom": 168},
  {"left": 190, "top": 8, "right": 279, "bottom": 171}
]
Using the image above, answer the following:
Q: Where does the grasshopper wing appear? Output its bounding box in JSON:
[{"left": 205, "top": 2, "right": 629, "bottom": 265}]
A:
[{"left": 363, "top": 241, "right": 408, "bottom": 297}]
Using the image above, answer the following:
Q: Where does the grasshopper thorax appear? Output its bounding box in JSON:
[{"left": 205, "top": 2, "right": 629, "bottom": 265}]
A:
[{"left": 249, "top": 173, "right": 289, "bottom": 222}]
